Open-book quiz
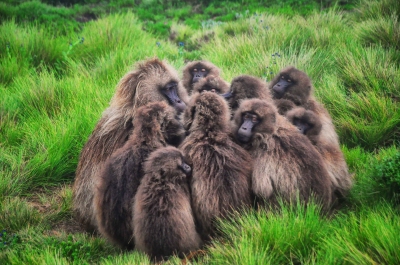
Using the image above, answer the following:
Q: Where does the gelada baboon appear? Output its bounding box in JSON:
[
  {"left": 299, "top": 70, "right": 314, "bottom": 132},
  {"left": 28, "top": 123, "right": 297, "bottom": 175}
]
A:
[
  {"left": 286, "top": 107, "right": 353, "bottom": 202},
  {"left": 191, "top": 74, "right": 230, "bottom": 95},
  {"left": 232, "top": 99, "right": 332, "bottom": 210},
  {"left": 94, "top": 102, "right": 185, "bottom": 249},
  {"left": 134, "top": 146, "right": 202, "bottom": 261},
  {"left": 221, "top": 75, "right": 272, "bottom": 114},
  {"left": 73, "top": 58, "right": 189, "bottom": 231},
  {"left": 182, "top": 60, "right": 228, "bottom": 95},
  {"left": 269, "top": 66, "right": 339, "bottom": 146},
  {"left": 180, "top": 91, "right": 253, "bottom": 240}
]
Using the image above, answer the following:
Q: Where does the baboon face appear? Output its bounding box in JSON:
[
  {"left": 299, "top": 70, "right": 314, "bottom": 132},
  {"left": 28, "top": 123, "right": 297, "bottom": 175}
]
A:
[
  {"left": 234, "top": 99, "right": 277, "bottom": 143},
  {"left": 191, "top": 63, "right": 209, "bottom": 84},
  {"left": 286, "top": 107, "right": 322, "bottom": 138},
  {"left": 159, "top": 81, "right": 187, "bottom": 114},
  {"left": 270, "top": 66, "right": 312, "bottom": 105},
  {"left": 182, "top": 61, "right": 222, "bottom": 94},
  {"left": 237, "top": 112, "right": 260, "bottom": 143},
  {"left": 117, "top": 58, "right": 188, "bottom": 114},
  {"left": 145, "top": 147, "right": 191, "bottom": 178}
]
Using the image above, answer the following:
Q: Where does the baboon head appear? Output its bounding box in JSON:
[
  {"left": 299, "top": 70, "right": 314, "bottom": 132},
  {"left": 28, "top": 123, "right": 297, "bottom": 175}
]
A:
[
  {"left": 143, "top": 146, "right": 192, "bottom": 179},
  {"left": 133, "top": 102, "right": 185, "bottom": 146},
  {"left": 192, "top": 74, "right": 230, "bottom": 95},
  {"left": 223, "top": 75, "right": 272, "bottom": 112},
  {"left": 286, "top": 107, "right": 322, "bottom": 144},
  {"left": 233, "top": 99, "right": 277, "bottom": 143},
  {"left": 183, "top": 91, "right": 230, "bottom": 133},
  {"left": 113, "top": 58, "right": 189, "bottom": 115},
  {"left": 269, "top": 66, "right": 312, "bottom": 106},
  {"left": 182, "top": 60, "right": 222, "bottom": 94}
]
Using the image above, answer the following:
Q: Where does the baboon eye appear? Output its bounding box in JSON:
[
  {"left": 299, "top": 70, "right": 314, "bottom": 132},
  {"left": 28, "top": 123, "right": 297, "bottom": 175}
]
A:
[
  {"left": 252, "top": 116, "right": 258, "bottom": 123},
  {"left": 201, "top": 68, "right": 206, "bottom": 72},
  {"left": 193, "top": 68, "right": 198, "bottom": 72},
  {"left": 287, "top": 79, "right": 292, "bottom": 82},
  {"left": 244, "top": 113, "right": 250, "bottom": 119},
  {"left": 281, "top": 76, "right": 285, "bottom": 79}
]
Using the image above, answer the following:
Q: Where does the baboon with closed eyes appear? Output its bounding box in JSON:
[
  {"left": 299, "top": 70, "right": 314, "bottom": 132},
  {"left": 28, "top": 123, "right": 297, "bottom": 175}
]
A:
[
  {"left": 180, "top": 91, "right": 253, "bottom": 240},
  {"left": 286, "top": 107, "right": 353, "bottom": 202},
  {"left": 134, "top": 146, "right": 202, "bottom": 261},
  {"left": 93, "top": 102, "right": 185, "bottom": 249},
  {"left": 221, "top": 75, "right": 272, "bottom": 114},
  {"left": 182, "top": 60, "right": 229, "bottom": 95},
  {"left": 73, "top": 58, "right": 189, "bottom": 231},
  {"left": 268, "top": 66, "right": 339, "bottom": 146},
  {"left": 232, "top": 99, "right": 332, "bottom": 210}
]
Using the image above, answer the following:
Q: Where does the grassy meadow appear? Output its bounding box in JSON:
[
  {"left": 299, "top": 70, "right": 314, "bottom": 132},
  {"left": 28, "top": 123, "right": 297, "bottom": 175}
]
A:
[{"left": 0, "top": 0, "right": 400, "bottom": 264}]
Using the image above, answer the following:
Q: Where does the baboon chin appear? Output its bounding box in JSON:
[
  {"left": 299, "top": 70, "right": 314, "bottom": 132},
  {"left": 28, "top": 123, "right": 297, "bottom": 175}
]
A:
[
  {"left": 182, "top": 60, "right": 227, "bottom": 95},
  {"left": 94, "top": 102, "right": 185, "bottom": 249},
  {"left": 180, "top": 91, "right": 253, "bottom": 241},
  {"left": 286, "top": 107, "right": 353, "bottom": 204},
  {"left": 233, "top": 98, "right": 333, "bottom": 211},
  {"left": 73, "top": 58, "right": 188, "bottom": 232},
  {"left": 134, "top": 146, "right": 202, "bottom": 261}
]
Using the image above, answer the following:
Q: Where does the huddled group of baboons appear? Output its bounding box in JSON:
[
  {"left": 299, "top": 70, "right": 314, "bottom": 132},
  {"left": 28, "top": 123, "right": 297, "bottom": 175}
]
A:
[{"left": 72, "top": 58, "right": 353, "bottom": 261}]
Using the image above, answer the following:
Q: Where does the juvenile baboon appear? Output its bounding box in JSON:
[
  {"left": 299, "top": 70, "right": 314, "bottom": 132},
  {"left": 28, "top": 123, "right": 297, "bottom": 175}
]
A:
[
  {"left": 182, "top": 60, "right": 228, "bottom": 95},
  {"left": 94, "top": 102, "right": 185, "bottom": 249},
  {"left": 73, "top": 58, "right": 189, "bottom": 231},
  {"left": 268, "top": 66, "right": 339, "bottom": 146},
  {"left": 286, "top": 107, "right": 353, "bottom": 202},
  {"left": 232, "top": 99, "right": 332, "bottom": 210},
  {"left": 180, "top": 91, "right": 253, "bottom": 240},
  {"left": 192, "top": 74, "right": 230, "bottom": 95},
  {"left": 134, "top": 146, "right": 202, "bottom": 261},
  {"left": 222, "top": 75, "right": 272, "bottom": 114}
]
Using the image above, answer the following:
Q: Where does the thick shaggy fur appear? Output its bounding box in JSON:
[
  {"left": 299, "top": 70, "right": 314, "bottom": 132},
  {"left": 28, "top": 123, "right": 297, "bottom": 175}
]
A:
[
  {"left": 134, "top": 147, "right": 202, "bottom": 261},
  {"left": 227, "top": 75, "right": 272, "bottom": 113},
  {"left": 182, "top": 60, "right": 227, "bottom": 95},
  {"left": 180, "top": 91, "right": 253, "bottom": 240},
  {"left": 286, "top": 107, "right": 353, "bottom": 202},
  {"left": 192, "top": 74, "right": 230, "bottom": 95},
  {"left": 93, "top": 102, "right": 185, "bottom": 249},
  {"left": 233, "top": 99, "right": 332, "bottom": 210},
  {"left": 269, "top": 66, "right": 339, "bottom": 146},
  {"left": 73, "top": 58, "right": 189, "bottom": 231}
]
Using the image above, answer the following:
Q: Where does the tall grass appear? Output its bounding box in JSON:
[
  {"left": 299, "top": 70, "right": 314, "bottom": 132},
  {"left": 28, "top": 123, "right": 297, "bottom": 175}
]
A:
[{"left": 1, "top": 0, "right": 399, "bottom": 263}]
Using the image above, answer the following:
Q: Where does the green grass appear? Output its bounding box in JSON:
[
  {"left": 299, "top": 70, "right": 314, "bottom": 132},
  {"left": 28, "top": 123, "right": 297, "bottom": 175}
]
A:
[{"left": 1, "top": 0, "right": 400, "bottom": 263}]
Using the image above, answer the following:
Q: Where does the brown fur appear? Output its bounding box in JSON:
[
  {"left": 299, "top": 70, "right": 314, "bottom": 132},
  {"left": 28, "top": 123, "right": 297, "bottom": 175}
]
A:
[
  {"left": 192, "top": 74, "right": 230, "bottom": 95},
  {"left": 286, "top": 107, "right": 353, "bottom": 202},
  {"left": 93, "top": 102, "right": 185, "bottom": 248},
  {"left": 232, "top": 99, "right": 332, "bottom": 210},
  {"left": 93, "top": 102, "right": 185, "bottom": 249},
  {"left": 269, "top": 66, "right": 339, "bottom": 146},
  {"left": 180, "top": 91, "right": 253, "bottom": 240},
  {"left": 182, "top": 60, "right": 226, "bottom": 95},
  {"left": 227, "top": 75, "right": 272, "bottom": 113},
  {"left": 73, "top": 58, "right": 189, "bottom": 231},
  {"left": 134, "top": 146, "right": 202, "bottom": 261}
]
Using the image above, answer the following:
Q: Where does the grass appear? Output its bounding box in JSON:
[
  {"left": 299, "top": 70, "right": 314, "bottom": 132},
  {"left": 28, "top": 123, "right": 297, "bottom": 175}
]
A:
[{"left": 1, "top": 0, "right": 400, "bottom": 264}]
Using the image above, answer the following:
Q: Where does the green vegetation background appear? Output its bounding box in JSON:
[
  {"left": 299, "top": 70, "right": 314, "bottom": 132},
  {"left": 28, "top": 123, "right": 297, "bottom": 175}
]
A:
[{"left": 0, "top": 0, "right": 399, "bottom": 264}]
